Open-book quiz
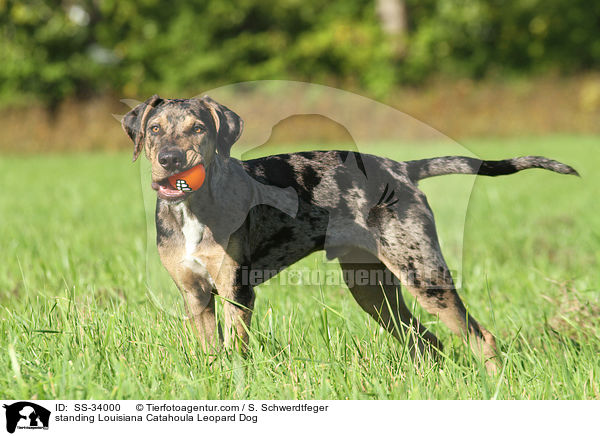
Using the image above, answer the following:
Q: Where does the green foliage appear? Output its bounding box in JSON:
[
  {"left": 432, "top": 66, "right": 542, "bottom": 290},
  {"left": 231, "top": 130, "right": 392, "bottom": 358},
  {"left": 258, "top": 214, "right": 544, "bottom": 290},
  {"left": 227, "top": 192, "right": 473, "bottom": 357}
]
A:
[
  {"left": 1, "top": 0, "right": 599, "bottom": 103},
  {"left": 402, "top": 0, "right": 600, "bottom": 81}
]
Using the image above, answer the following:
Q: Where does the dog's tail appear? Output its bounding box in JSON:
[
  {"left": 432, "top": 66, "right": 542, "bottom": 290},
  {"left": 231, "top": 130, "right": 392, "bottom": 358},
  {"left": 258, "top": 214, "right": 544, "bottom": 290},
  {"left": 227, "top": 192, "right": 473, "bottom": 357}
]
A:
[{"left": 406, "top": 156, "right": 579, "bottom": 183}]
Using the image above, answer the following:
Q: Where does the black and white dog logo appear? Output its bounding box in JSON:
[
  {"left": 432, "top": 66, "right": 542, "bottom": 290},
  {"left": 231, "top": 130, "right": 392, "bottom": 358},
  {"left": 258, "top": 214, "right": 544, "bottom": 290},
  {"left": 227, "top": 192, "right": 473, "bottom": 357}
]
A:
[{"left": 3, "top": 402, "right": 50, "bottom": 433}]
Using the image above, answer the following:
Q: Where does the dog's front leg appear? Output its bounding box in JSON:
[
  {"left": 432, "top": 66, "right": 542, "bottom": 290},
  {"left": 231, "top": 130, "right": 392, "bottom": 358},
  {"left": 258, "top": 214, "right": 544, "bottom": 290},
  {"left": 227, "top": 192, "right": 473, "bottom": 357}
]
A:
[
  {"left": 214, "top": 261, "right": 255, "bottom": 353},
  {"left": 177, "top": 258, "right": 220, "bottom": 354},
  {"left": 182, "top": 288, "right": 219, "bottom": 352}
]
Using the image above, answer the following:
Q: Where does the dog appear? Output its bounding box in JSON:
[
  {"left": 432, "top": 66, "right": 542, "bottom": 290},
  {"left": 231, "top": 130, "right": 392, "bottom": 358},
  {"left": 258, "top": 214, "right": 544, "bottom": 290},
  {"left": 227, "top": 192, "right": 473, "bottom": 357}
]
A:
[{"left": 121, "top": 95, "right": 578, "bottom": 373}]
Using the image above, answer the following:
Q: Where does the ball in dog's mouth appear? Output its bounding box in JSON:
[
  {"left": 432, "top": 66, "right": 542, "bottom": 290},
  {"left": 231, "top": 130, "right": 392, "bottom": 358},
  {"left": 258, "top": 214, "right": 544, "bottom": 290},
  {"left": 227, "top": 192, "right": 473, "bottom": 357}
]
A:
[{"left": 152, "top": 164, "right": 206, "bottom": 200}]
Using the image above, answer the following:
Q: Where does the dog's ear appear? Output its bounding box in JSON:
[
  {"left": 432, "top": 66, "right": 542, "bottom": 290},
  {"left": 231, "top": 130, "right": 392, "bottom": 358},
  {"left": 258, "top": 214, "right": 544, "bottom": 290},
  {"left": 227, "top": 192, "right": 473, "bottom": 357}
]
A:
[
  {"left": 121, "top": 94, "right": 163, "bottom": 162},
  {"left": 200, "top": 96, "right": 243, "bottom": 158}
]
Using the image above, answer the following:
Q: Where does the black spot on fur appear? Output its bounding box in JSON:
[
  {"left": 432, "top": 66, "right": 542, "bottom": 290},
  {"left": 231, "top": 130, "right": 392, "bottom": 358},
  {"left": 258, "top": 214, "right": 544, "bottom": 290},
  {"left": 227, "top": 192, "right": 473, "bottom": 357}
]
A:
[
  {"left": 233, "top": 269, "right": 255, "bottom": 308},
  {"left": 258, "top": 157, "right": 297, "bottom": 189},
  {"left": 422, "top": 218, "right": 438, "bottom": 243},
  {"left": 423, "top": 287, "right": 448, "bottom": 309},
  {"left": 301, "top": 166, "right": 321, "bottom": 199},
  {"left": 235, "top": 287, "right": 255, "bottom": 308},
  {"left": 401, "top": 267, "right": 421, "bottom": 288},
  {"left": 477, "top": 160, "right": 518, "bottom": 176},
  {"left": 252, "top": 227, "right": 295, "bottom": 261},
  {"left": 367, "top": 205, "right": 394, "bottom": 229},
  {"left": 242, "top": 154, "right": 320, "bottom": 203},
  {"left": 311, "top": 234, "right": 326, "bottom": 248}
]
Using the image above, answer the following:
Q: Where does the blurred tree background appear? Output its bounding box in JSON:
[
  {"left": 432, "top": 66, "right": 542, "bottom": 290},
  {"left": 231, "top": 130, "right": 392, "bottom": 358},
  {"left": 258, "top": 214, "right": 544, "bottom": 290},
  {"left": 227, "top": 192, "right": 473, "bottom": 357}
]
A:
[
  {"left": 1, "top": 0, "right": 599, "bottom": 106},
  {"left": 1, "top": 0, "right": 599, "bottom": 152}
]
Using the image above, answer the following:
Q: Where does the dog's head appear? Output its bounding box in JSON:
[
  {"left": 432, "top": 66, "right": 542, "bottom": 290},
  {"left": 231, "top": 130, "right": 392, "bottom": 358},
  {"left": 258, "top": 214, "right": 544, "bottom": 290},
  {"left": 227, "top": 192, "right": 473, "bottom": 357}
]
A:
[{"left": 121, "top": 95, "right": 243, "bottom": 202}]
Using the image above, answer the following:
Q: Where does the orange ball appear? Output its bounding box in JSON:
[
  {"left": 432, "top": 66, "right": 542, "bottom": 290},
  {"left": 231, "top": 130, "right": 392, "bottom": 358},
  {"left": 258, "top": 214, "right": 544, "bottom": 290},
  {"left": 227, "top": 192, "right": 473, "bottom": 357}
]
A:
[{"left": 168, "top": 164, "right": 206, "bottom": 192}]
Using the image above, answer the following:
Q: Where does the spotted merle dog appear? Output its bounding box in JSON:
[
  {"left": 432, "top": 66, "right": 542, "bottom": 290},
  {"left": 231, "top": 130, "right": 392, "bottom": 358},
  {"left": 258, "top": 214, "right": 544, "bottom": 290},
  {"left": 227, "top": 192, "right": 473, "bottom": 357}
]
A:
[{"left": 122, "top": 95, "right": 578, "bottom": 373}]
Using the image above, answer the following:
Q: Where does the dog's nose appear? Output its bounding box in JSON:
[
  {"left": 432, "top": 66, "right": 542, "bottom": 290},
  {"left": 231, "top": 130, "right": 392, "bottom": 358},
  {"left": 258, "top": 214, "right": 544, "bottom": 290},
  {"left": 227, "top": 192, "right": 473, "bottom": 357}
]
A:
[{"left": 158, "top": 148, "right": 185, "bottom": 172}]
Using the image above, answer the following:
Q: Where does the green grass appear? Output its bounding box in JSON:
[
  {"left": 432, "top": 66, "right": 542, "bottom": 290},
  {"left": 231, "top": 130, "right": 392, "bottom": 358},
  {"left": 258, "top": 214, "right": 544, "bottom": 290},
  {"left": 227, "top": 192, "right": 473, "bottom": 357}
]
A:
[{"left": 1, "top": 135, "right": 598, "bottom": 399}]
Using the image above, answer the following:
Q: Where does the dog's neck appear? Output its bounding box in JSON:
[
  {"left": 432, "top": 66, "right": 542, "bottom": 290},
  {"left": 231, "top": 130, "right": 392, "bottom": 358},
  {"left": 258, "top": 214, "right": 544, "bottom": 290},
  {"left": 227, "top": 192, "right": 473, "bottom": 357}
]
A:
[
  {"left": 158, "top": 156, "right": 251, "bottom": 246},
  {"left": 158, "top": 155, "right": 298, "bottom": 245},
  {"left": 189, "top": 155, "right": 256, "bottom": 222}
]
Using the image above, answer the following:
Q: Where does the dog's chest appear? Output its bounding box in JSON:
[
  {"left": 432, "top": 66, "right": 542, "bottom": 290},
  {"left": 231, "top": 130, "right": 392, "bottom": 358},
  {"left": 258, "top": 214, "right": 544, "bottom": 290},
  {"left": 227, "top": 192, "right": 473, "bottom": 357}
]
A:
[
  {"left": 176, "top": 203, "right": 205, "bottom": 256},
  {"left": 162, "top": 203, "right": 217, "bottom": 290}
]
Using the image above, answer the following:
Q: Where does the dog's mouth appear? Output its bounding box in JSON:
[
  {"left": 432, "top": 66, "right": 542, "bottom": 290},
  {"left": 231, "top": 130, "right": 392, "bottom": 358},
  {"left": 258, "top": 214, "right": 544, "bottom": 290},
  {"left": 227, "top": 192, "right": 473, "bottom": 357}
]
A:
[
  {"left": 151, "top": 163, "right": 206, "bottom": 202},
  {"left": 151, "top": 178, "right": 189, "bottom": 202}
]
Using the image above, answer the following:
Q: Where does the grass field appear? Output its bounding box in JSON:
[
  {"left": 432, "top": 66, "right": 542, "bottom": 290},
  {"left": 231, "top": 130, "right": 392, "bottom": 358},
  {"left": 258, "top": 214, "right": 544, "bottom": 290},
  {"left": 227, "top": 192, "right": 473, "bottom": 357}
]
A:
[{"left": 0, "top": 135, "right": 598, "bottom": 399}]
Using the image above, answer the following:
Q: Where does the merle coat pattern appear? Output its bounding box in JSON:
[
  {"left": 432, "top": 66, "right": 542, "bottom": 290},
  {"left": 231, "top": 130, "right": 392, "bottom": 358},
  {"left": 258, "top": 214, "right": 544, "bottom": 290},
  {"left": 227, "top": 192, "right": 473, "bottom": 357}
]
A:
[{"left": 122, "top": 95, "right": 578, "bottom": 373}]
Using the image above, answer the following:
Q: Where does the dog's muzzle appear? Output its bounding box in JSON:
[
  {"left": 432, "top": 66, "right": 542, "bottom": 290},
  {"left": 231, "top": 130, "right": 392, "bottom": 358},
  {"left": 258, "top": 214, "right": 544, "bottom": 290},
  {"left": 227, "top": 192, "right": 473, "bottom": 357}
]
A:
[{"left": 152, "top": 164, "right": 206, "bottom": 201}]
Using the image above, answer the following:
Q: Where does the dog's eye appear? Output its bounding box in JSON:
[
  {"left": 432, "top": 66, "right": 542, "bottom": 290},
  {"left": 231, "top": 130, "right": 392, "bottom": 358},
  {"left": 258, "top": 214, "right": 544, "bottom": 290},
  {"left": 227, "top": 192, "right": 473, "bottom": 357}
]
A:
[
  {"left": 193, "top": 125, "right": 204, "bottom": 133},
  {"left": 150, "top": 125, "right": 160, "bottom": 134}
]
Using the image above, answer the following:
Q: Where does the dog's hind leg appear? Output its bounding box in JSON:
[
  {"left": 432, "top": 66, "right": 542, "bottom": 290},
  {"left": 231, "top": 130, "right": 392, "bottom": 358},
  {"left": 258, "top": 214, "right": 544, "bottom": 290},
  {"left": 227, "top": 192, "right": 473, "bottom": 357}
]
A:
[
  {"left": 378, "top": 219, "right": 500, "bottom": 373},
  {"left": 222, "top": 282, "right": 255, "bottom": 353},
  {"left": 339, "top": 250, "right": 442, "bottom": 359}
]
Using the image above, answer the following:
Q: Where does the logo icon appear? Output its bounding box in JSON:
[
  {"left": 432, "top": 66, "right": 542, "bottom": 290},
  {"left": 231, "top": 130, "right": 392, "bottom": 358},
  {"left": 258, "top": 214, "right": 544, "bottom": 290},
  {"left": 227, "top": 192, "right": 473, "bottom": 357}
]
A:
[{"left": 3, "top": 402, "right": 50, "bottom": 433}]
